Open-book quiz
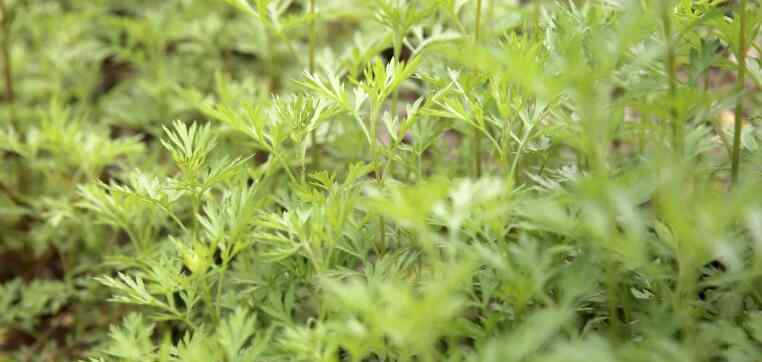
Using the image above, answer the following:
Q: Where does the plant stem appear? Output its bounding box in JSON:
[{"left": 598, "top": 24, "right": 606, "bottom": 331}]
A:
[
  {"left": 308, "top": 0, "right": 320, "bottom": 171},
  {"left": 473, "top": 0, "right": 483, "bottom": 178},
  {"left": 661, "top": 0, "right": 680, "bottom": 156},
  {"left": 509, "top": 124, "right": 534, "bottom": 181},
  {"left": 0, "top": 0, "right": 15, "bottom": 129},
  {"left": 370, "top": 102, "right": 386, "bottom": 256},
  {"left": 731, "top": 0, "right": 747, "bottom": 186},
  {"left": 201, "top": 276, "right": 218, "bottom": 323},
  {"left": 191, "top": 191, "right": 201, "bottom": 238}
]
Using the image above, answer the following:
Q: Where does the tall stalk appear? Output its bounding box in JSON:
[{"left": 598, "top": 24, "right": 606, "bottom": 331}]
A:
[
  {"left": 731, "top": 0, "right": 747, "bottom": 186},
  {"left": 370, "top": 102, "right": 385, "bottom": 256},
  {"left": 383, "top": 40, "right": 401, "bottom": 258},
  {"left": 661, "top": 0, "right": 680, "bottom": 156},
  {"left": 0, "top": 0, "right": 15, "bottom": 129},
  {"left": 473, "top": 0, "right": 483, "bottom": 178},
  {"left": 308, "top": 0, "right": 320, "bottom": 172}
]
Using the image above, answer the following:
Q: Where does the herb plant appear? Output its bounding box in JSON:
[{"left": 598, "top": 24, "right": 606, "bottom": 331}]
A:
[{"left": 1, "top": 0, "right": 762, "bottom": 361}]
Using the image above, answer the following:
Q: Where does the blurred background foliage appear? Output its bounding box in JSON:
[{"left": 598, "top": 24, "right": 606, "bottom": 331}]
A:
[{"left": 0, "top": 0, "right": 761, "bottom": 361}]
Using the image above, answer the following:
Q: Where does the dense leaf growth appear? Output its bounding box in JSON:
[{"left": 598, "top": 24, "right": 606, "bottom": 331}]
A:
[{"left": 1, "top": 0, "right": 761, "bottom": 361}]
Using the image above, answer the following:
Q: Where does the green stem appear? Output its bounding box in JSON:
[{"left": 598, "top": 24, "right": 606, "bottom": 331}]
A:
[
  {"left": 0, "top": 0, "right": 15, "bottom": 129},
  {"left": 473, "top": 0, "right": 483, "bottom": 178},
  {"left": 273, "top": 150, "right": 299, "bottom": 184},
  {"left": 731, "top": 0, "right": 747, "bottom": 186},
  {"left": 191, "top": 191, "right": 201, "bottom": 239},
  {"left": 308, "top": 0, "right": 320, "bottom": 170},
  {"left": 661, "top": 0, "right": 680, "bottom": 156},
  {"left": 201, "top": 276, "right": 218, "bottom": 323},
  {"left": 509, "top": 125, "right": 534, "bottom": 182},
  {"left": 370, "top": 103, "right": 386, "bottom": 256},
  {"left": 384, "top": 37, "right": 404, "bottom": 189}
]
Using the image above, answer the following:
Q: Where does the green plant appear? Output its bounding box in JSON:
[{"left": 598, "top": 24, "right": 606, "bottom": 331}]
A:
[{"left": 1, "top": 1, "right": 762, "bottom": 361}]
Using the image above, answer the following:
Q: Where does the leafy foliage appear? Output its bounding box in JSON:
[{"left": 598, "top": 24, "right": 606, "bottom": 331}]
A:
[{"left": 1, "top": 0, "right": 761, "bottom": 361}]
